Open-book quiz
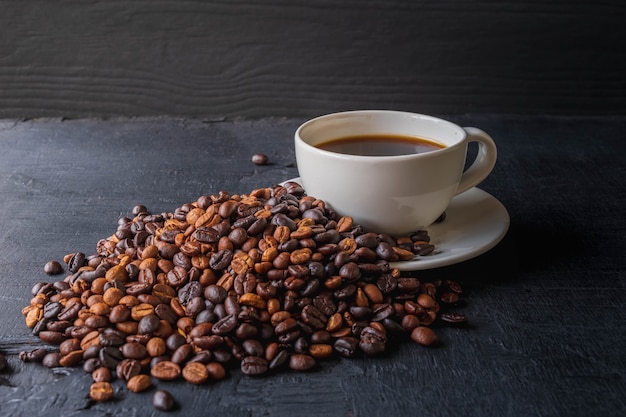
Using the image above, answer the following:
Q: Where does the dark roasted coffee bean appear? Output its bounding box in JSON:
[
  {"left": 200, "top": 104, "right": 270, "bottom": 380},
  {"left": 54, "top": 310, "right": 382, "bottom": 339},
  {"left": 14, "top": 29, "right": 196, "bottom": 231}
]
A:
[
  {"left": 67, "top": 252, "right": 86, "bottom": 273},
  {"left": 136, "top": 313, "right": 160, "bottom": 335},
  {"left": 376, "top": 274, "right": 397, "bottom": 294},
  {"left": 171, "top": 343, "right": 194, "bottom": 365},
  {"left": 212, "top": 314, "right": 238, "bottom": 335},
  {"left": 42, "top": 352, "right": 62, "bottom": 368},
  {"left": 44, "top": 260, "right": 64, "bottom": 275},
  {"left": 204, "top": 284, "right": 227, "bottom": 304},
  {"left": 349, "top": 306, "right": 372, "bottom": 320},
  {"left": 120, "top": 342, "right": 147, "bottom": 360},
  {"left": 19, "top": 348, "right": 48, "bottom": 363},
  {"left": 99, "top": 346, "right": 124, "bottom": 368},
  {"left": 334, "top": 284, "right": 357, "bottom": 300},
  {"left": 334, "top": 337, "right": 359, "bottom": 358},
  {"left": 289, "top": 354, "right": 316, "bottom": 371},
  {"left": 38, "top": 330, "right": 65, "bottom": 345},
  {"left": 313, "top": 294, "right": 336, "bottom": 316},
  {"left": 240, "top": 356, "right": 269, "bottom": 376},
  {"left": 359, "top": 326, "right": 387, "bottom": 356},
  {"left": 99, "top": 331, "right": 125, "bottom": 347},
  {"left": 83, "top": 357, "right": 101, "bottom": 373},
  {"left": 440, "top": 311, "right": 468, "bottom": 324},
  {"left": 153, "top": 389, "right": 176, "bottom": 411},
  {"left": 251, "top": 153, "right": 268, "bottom": 165},
  {"left": 300, "top": 304, "right": 327, "bottom": 329},
  {"left": 116, "top": 358, "right": 142, "bottom": 381},
  {"left": 155, "top": 303, "right": 178, "bottom": 324},
  {"left": 242, "top": 339, "right": 265, "bottom": 357},
  {"left": 371, "top": 303, "right": 394, "bottom": 322}
]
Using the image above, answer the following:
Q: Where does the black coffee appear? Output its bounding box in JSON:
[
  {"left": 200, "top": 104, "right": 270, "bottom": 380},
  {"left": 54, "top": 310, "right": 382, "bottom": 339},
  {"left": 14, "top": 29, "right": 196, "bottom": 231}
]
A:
[{"left": 316, "top": 134, "right": 444, "bottom": 156}]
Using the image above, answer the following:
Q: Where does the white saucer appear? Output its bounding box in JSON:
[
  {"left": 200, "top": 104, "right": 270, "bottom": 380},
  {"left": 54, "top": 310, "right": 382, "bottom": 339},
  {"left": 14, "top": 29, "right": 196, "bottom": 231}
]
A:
[{"left": 281, "top": 178, "right": 510, "bottom": 271}]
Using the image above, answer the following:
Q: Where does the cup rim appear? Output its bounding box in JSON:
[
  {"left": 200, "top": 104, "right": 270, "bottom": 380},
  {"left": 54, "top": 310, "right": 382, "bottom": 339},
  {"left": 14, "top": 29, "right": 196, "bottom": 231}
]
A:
[{"left": 295, "top": 110, "right": 466, "bottom": 161}]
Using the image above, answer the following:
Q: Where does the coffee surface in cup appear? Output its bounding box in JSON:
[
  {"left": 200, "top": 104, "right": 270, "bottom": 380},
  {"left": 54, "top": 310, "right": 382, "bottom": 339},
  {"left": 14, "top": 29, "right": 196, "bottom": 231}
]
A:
[{"left": 316, "top": 134, "right": 445, "bottom": 156}]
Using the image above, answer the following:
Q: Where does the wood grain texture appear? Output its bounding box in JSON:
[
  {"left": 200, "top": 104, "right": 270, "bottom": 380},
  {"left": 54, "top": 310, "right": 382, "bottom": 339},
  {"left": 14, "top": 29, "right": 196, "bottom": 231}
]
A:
[
  {"left": 0, "top": 116, "right": 624, "bottom": 416},
  {"left": 1, "top": 0, "right": 625, "bottom": 119}
]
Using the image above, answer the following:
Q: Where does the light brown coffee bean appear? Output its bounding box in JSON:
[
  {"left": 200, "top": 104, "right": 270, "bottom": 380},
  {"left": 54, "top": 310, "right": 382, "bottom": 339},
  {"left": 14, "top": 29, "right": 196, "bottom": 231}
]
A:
[
  {"left": 182, "top": 361, "right": 209, "bottom": 384},
  {"left": 410, "top": 326, "right": 439, "bottom": 346},
  {"left": 90, "top": 381, "right": 114, "bottom": 402},
  {"left": 151, "top": 360, "right": 181, "bottom": 380},
  {"left": 127, "top": 374, "right": 152, "bottom": 393}
]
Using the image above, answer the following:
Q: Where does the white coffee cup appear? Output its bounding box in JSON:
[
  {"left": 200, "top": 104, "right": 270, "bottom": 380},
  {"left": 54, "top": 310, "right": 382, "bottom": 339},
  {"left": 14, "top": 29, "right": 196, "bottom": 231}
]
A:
[{"left": 294, "top": 110, "right": 497, "bottom": 236}]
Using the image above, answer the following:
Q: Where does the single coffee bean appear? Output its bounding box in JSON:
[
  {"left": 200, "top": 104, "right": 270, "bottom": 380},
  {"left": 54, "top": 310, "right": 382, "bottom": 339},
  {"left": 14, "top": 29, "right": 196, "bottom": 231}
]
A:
[
  {"left": 116, "top": 358, "right": 142, "bottom": 381},
  {"left": 289, "top": 354, "right": 317, "bottom": 371},
  {"left": 334, "top": 337, "right": 359, "bottom": 358},
  {"left": 90, "top": 381, "right": 114, "bottom": 402},
  {"left": 440, "top": 311, "right": 468, "bottom": 324},
  {"left": 92, "top": 367, "right": 113, "bottom": 383},
  {"left": 240, "top": 356, "right": 269, "bottom": 376},
  {"left": 99, "top": 346, "right": 124, "bottom": 368},
  {"left": 206, "top": 361, "right": 227, "bottom": 380},
  {"left": 410, "top": 326, "right": 439, "bottom": 346},
  {"left": 44, "top": 260, "right": 64, "bottom": 275},
  {"left": 153, "top": 389, "right": 176, "bottom": 411},
  {"left": 182, "top": 361, "right": 209, "bottom": 384},
  {"left": 127, "top": 374, "right": 152, "bottom": 393},
  {"left": 19, "top": 348, "right": 48, "bottom": 363},
  {"left": 251, "top": 153, "right": 268, "bottom": 165},
  {"left": 151, "top": 360, "right": 181, "bottom": 380},
  {"left": 137, "top": 314, "right": 161, "bottom": 334}
]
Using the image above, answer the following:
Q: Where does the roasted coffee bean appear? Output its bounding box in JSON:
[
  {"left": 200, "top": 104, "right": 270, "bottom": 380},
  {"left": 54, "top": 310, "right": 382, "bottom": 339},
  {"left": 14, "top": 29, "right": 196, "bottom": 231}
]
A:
[
  {"left": 171, "top": 343, "right": 194, "bottom": 365},
  {"left": 90, "top": 381, "right": 114, "bottom": 402},
  {"left": 251, "top": 153, "right": 268, "bottom": 165},
  {"left": 440, "top": 311, "right": 468, "bottom": 324},
  {"left": 359, "top": 326, "right": 387, "bottom": 356},
  {"left": 410, "top": 326, "right": 439, "bottom": 346},
  {"left": 127, "top": 374, "right": 152, "bottom": 393},
  {"left": 212, "top": 314, "right": 238, "bottom": 335},
  {"left": 38, "top": 330, "right": 65, "bottom": 345},
  {"left": 99, "top": 346, "right": 124, "bottom": 368},
  {"left": 289, "top": 354, "right": 316, "bottom": 371},
  {"left": 182, "top": 361, "right": 209, "bottom": 384},
  {"left": 137, "top": 314, "right": 161, "bottom": 334},
  {"left": 151, "top": 360, "right": 181, "bottom": 380},
  {"left": 334, "top": 337, "right": 359, "bottom": 358},
  {"left": 376, "top": 274, "right": 397, "bottom": 294},
  {"left": 67, "top": 252, "right": 86, "bottom": 273},
  {"left": 153, "top": 389, "right": 176, "bottom": 411},
  {"left": 301, "top": 304, "right": 327, "bottom": 329},
  {"left": 99, "top": 331, "right": 125, "bottom": 347},
  {"left": 241, "top": 356, "right": 269, "bottom": 376},
  {"left": 41, "top": 352, "right": 62, "bottom": 368},
  {"left": 116, "top": 358, "right": 142, "bottom": 381},
  {"left": 44, "top": 260, "right": 64, "bottom": 275},
  {"left": 19, "top": 348, "right": 48, "bottom": 363}
]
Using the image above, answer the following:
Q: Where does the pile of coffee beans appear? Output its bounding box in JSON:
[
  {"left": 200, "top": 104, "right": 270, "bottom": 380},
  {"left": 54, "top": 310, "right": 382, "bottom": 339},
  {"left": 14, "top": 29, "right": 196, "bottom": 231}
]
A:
[{"left": 20, "top": 182, "right": 466, "bottom": 411}]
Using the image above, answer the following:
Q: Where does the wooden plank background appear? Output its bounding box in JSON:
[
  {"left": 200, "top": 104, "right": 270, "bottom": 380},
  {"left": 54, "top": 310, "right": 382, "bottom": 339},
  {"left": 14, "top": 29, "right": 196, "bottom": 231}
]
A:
[{"left": 1, "top": 0, "right": 625, "bottom": 119}]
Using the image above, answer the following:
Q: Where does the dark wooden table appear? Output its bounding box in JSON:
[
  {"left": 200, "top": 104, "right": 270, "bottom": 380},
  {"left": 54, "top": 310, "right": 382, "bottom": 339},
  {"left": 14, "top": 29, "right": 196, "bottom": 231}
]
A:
[{"left": 0, "top": 115, "right": 624, "bottom": 416}]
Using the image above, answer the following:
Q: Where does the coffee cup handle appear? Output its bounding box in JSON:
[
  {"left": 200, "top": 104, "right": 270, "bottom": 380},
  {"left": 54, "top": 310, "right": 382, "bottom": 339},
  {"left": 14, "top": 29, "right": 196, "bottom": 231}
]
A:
[{"left": 455, "top": 127, "right": 498, "bottom": 195}]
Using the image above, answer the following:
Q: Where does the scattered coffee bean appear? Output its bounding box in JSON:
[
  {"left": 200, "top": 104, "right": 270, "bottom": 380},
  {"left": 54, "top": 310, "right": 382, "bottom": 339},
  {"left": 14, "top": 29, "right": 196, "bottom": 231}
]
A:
[
  {"left": 43, "top": 260, "right": 64, "bottom": 275},
  {"left": 251, "top": 153, "right": 268, "bottom": 165},
  {"left": 153, "top": 389, "right": 175, "bottom": 411}
]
